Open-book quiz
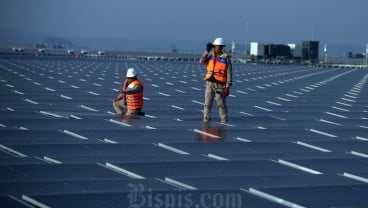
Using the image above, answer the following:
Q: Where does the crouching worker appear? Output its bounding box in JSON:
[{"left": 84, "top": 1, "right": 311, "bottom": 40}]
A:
[{"left": 112, "top": 68, "right": 145, "bottom": 116}]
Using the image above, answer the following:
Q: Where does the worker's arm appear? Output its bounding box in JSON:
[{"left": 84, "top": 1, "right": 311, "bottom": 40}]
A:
[
  {"left": 124, "top": 84, "right": 143, "bottom": 95},
  {"left": 114, "top": 92, "right": 124, "bottom": 102},
  {"left": 199, "top": 51, "right": 209, "bottom": 65},
  {"left": 114, "top": 80, "right": 128, "bottom": 101},
  {"left": 199, "top": 43, "right": 213, "bottom": 65},
  {"left": 226, "top": 56, "right": 232, "bottom": 88}
]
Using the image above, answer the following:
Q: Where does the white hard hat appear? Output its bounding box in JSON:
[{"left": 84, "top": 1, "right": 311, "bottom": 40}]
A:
[
  {"left": 126, "top": 68, "right": 138, "bottom": 77},
  {"left": 212, "top": 37, "right": 225, "bottom": 46}
]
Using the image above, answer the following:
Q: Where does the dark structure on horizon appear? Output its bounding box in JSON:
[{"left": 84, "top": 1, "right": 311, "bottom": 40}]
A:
[
  {"left": 264, "top": 44, "right": 291, "bottom": 59},
  {"left": 302, "top": 41, "right": 319, "bottom": 62},
  {"left": 250, "top": 40, "right": 320, "bottom": 63}
]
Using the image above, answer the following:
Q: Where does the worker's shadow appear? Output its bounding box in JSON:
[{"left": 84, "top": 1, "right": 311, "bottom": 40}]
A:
[{"left": 195, "top": 121, "right": 227, "bottom": 142}]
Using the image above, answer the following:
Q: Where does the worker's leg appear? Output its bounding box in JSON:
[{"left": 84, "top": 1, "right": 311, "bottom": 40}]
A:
[
  {"left": 215, "top": 85, "right": 228, "bottom": 123},
  {"left": 203, "top": 82, "right": 215, "bottom": 121},
  {"left": 112, "top": 100, "right": 127, "bottom": 115}
]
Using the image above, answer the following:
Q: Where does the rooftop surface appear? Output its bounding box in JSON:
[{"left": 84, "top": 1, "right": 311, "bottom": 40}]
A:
[{"left": 0, "top": 55, "right": 367, "bottom": 208}]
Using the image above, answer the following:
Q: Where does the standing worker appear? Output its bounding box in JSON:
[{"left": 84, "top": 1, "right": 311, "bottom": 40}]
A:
[
  {"left": 112, "top": 68, "right": 145, "bottom": 116},
  {"left": 199, "top": 37, "right": 232, "bottom": 123}
]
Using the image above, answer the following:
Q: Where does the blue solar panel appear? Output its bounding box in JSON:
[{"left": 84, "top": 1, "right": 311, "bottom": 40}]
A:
[{"left": 0, "top": 55, "right": 367, "bottom": 207}]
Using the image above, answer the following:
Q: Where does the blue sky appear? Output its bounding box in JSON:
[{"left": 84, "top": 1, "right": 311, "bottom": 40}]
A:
[{"left": 1, "top": 0, "right": 367, "bottom": 53}]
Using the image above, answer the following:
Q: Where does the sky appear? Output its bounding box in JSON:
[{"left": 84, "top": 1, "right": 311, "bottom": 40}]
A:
[{"left": 0, "top": 0, "right": 367, "bottom": 54}]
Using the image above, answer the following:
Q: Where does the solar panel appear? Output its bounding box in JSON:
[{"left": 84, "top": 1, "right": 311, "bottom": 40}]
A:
[{"left": 0, "top": 56, "right": 367, "bottom": 207}]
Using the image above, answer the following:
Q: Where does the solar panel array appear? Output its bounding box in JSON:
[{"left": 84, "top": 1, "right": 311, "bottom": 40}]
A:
[{"left": 0, "top": 55, "right": 367, "bottom": 208}]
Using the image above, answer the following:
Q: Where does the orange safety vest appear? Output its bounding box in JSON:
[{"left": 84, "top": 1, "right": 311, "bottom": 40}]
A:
[
  {"left": 126, "top": 79, "right": 144, "bottom": 110},
  {"left": 205, "top": 54, "right": 228, "bottom": 84}
]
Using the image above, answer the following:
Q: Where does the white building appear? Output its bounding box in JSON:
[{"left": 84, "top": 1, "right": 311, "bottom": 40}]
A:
[{"left": 250, "top": 42, "right": 264, "bottom": 57}]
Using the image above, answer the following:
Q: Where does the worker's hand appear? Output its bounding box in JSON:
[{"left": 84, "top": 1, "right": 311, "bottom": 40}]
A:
[
  {"left": 223, "top": 87, "right": 230, "bottom": 96},
  {"left": 206, "top": 43, "right": 213, "bottom": 52}
]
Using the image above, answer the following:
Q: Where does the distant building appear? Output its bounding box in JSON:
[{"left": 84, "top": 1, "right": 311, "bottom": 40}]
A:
[
  {"left": 250, "top": 42, "right": 264, "bottom": 59},
  {"left": 264, "top": 44, "right": 291, "bottom": 59},
  {"left": 12, "top": 48, "right": 24, "bottom": 52},
  {"left": 345, "top": 51, "right": 364, "bottom": 59},
  {"left": 67, "top": 49, "right": 74, "bottom": 55},
  {"left": 249, "top": 40, "right": 320, "bottom": 63},
  {"left": 302, "top": 41, "right": 319, "bottom": 62}
]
